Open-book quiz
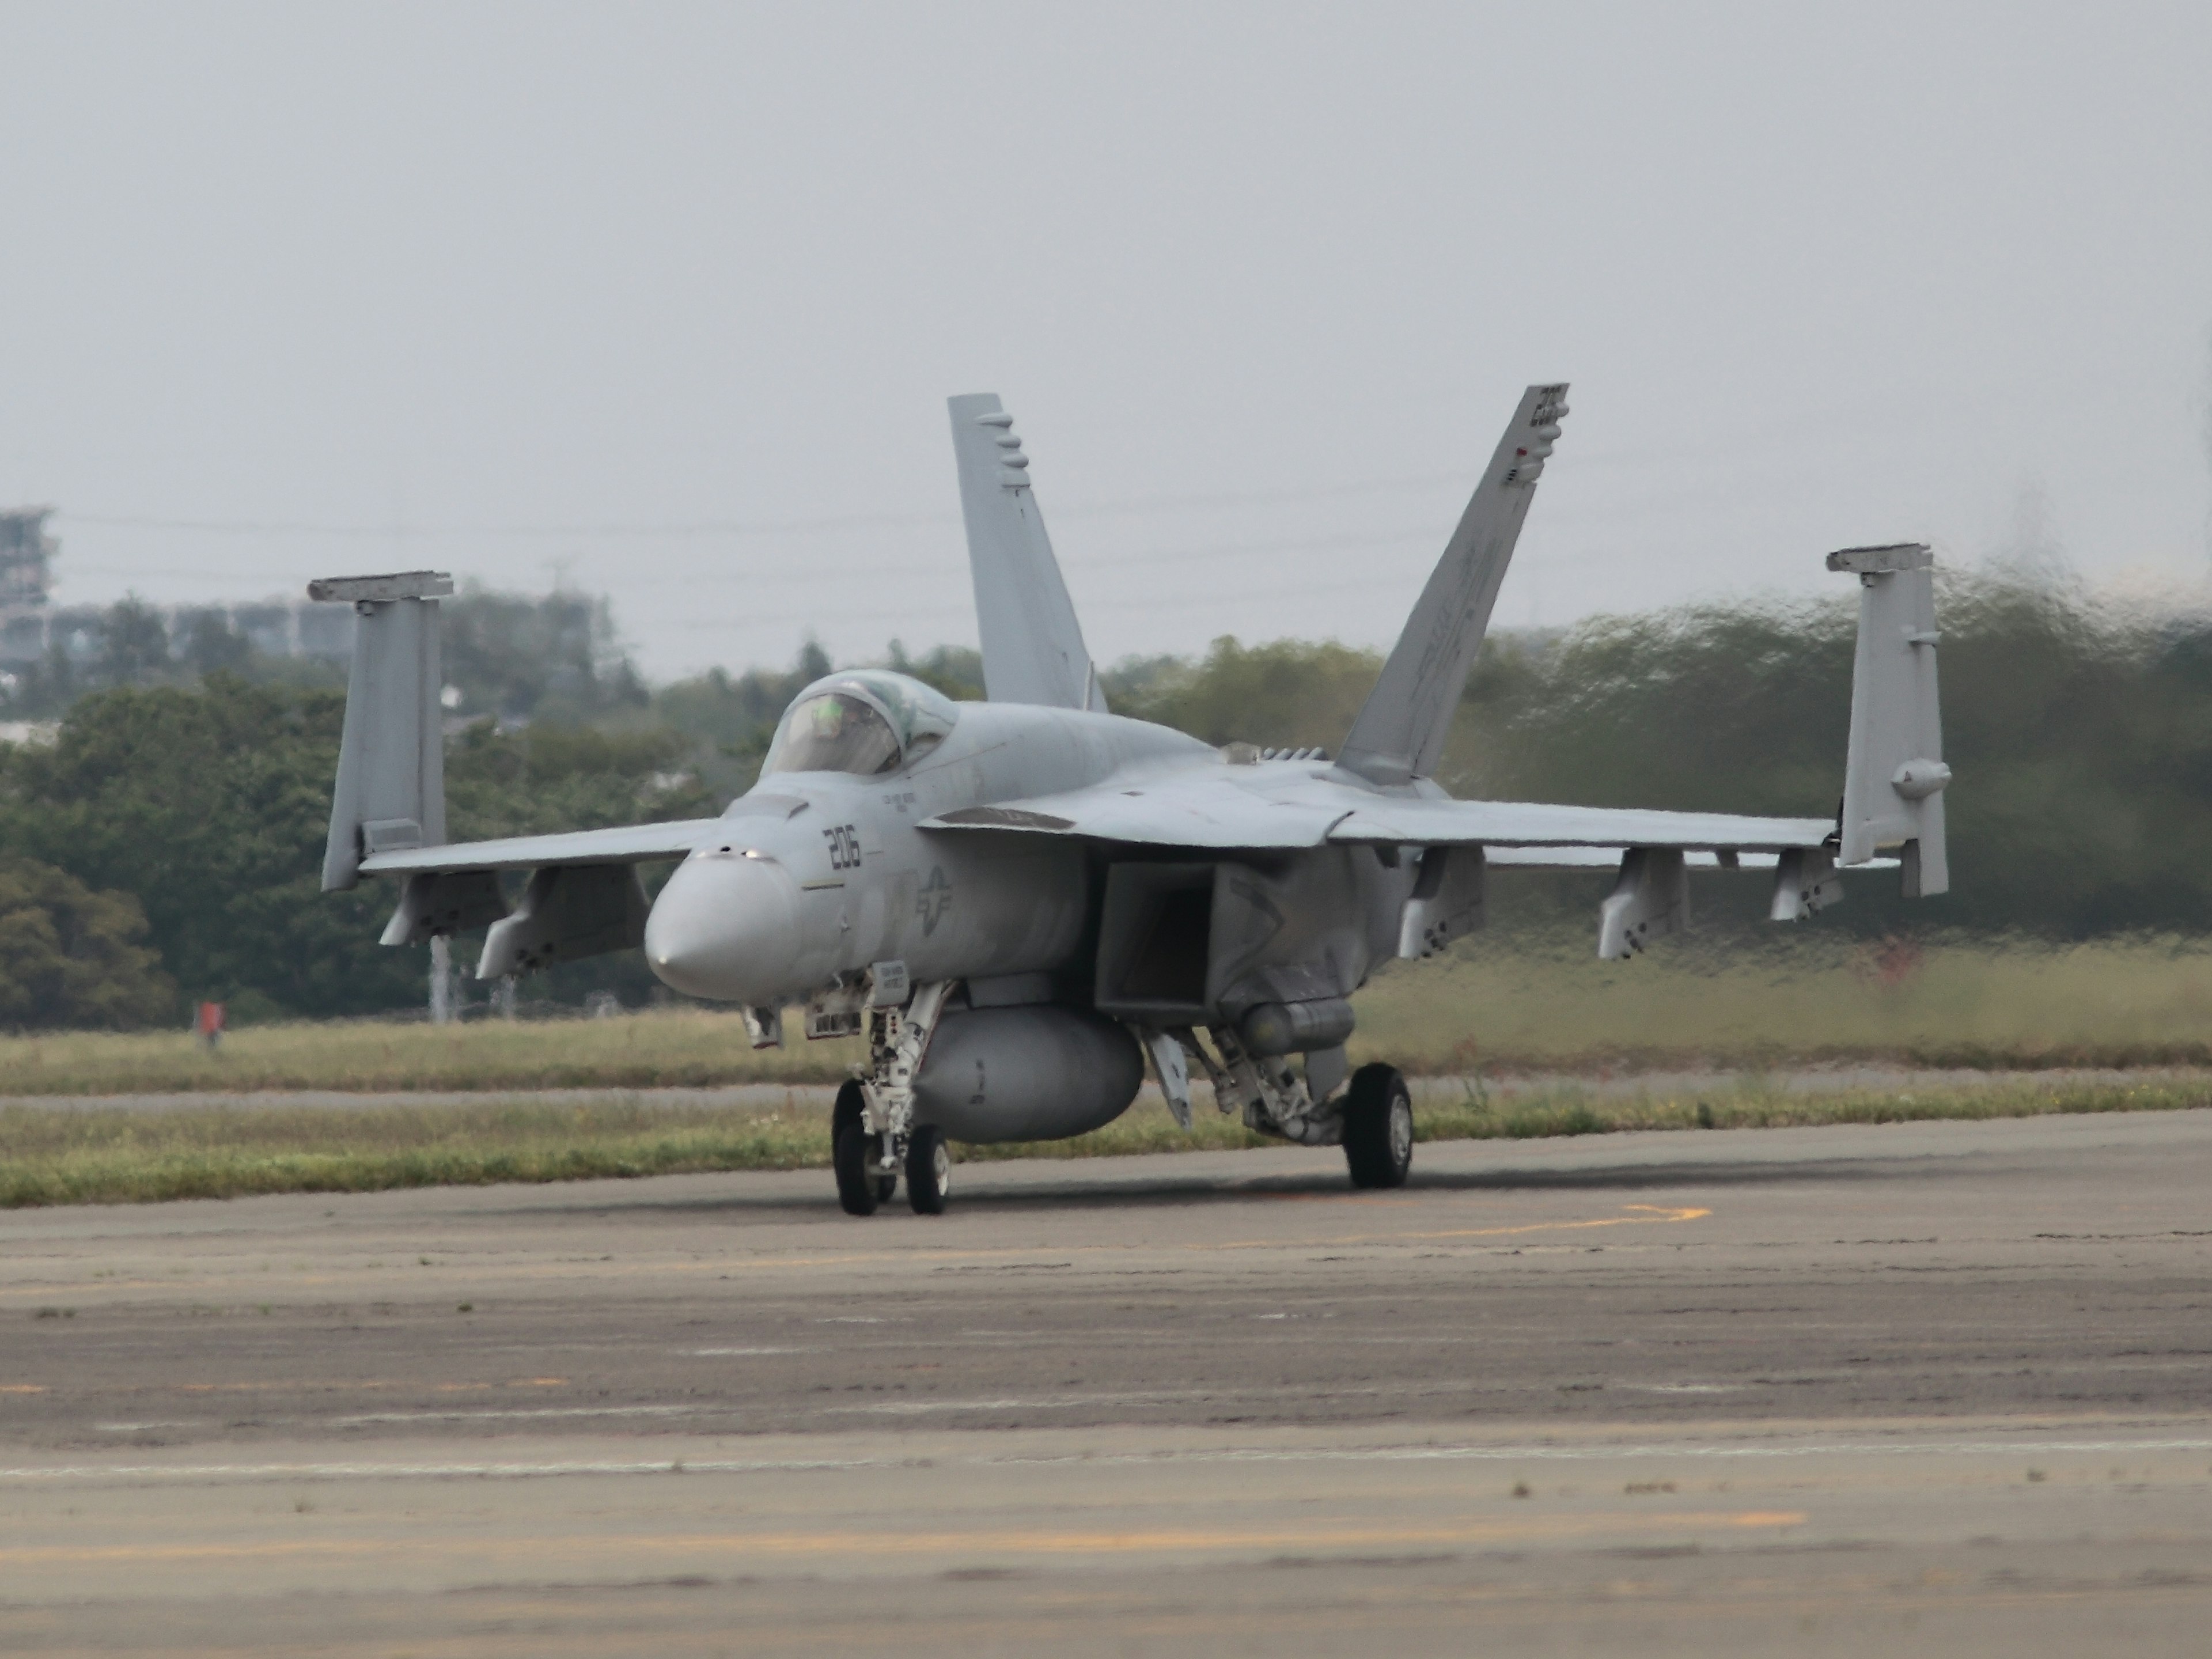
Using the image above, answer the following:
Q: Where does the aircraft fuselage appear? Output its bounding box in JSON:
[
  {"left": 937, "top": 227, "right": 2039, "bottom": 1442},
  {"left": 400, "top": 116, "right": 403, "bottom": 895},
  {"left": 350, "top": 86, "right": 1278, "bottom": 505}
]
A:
[{"left": 645, "top": 699, "right": 1362, "bottom": 1007}]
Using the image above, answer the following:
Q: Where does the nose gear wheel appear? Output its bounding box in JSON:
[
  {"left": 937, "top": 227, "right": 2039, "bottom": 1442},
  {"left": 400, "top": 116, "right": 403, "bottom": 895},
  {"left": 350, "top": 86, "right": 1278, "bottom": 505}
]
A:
[
  {"left": 832, "top": 978, "right": 957, "bottom": 1215},
  {"left": 832, "top": 1120, "right": 879, "bottom": 1215},
  {"left": 906, "top": 1124, "right": 950, "bottom": 1215}
]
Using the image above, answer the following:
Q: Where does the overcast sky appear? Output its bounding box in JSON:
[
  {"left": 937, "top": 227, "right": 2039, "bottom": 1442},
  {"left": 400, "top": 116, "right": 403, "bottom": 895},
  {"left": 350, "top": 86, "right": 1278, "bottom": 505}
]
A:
[{"left": 3, "top": 2, "right": 2209, "bottom": 679}]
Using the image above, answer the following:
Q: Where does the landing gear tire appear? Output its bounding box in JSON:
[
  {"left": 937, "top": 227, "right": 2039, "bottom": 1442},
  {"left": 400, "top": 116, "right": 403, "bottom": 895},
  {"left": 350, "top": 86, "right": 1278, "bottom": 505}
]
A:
[
  {"left": 831, "top": 1081, "right": 879, "bottom": 1215},
  {"left": 906, "top": 1124, "right": 951, "bottom": 1216},
  {"left": 834, "top": 1122, "right": 880, "bottom": 1215},
  {"left": 1342, "top": 1063, "right": 1413, "bottom": 1190}
]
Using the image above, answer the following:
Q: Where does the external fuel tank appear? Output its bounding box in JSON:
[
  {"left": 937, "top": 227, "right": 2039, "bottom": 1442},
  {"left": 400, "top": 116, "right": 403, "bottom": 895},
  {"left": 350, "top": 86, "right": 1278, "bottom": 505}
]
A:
[{"left": 912, "top": 1006, "right": 1145, "bottom": 1144}]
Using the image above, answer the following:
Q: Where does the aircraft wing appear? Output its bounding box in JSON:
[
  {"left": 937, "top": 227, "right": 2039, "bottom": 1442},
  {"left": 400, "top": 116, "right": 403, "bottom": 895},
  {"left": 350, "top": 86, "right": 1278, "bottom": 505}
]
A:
[
  {"left": 924, "top": 774, "right": 1834, "bottom": 856},
  {"left": 923, "top": 772, "right": 1350, "bottom": 849},
  {"left": 1325, "top": 797, "right": 1835, "bottom": 854},
  {"left": 1491, "top": 846, "right": 1770, "bottom": 870},
  {"left": 358, "top": 817, "right": 726, "bottom": 877}
]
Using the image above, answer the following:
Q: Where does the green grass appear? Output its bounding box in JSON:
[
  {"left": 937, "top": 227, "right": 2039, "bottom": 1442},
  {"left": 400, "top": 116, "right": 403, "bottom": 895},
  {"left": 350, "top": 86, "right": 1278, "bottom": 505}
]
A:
[
  {"left": 6, "top": 1073, "right": 2211, "bottom": 1209},
  {"left": 12, "top": 935, "right": 2212, "bottom": 1098},
  {"left": 0, "top": 1094, "right": 833, "bottom": 1207},
  {"left": 0, "top": 1007, "right": 867, "bottom": 1097},
  {"left": 1354, "top": 932, "right": 2212, "bottom": 1073}
]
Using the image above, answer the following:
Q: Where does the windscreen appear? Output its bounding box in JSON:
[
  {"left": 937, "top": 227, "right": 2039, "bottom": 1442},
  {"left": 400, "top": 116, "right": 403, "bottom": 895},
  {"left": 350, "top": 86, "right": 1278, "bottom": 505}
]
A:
[{"left": 764, "top": 692, "right": 903, "bottom": 777}]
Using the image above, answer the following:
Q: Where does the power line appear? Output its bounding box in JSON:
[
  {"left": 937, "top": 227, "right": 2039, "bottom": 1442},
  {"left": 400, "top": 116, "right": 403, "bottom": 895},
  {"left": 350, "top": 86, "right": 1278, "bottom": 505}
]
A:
[
  {"left": 672, "top": 560, "right": 1486, "bottom": 632},
  {"left": 58, "top": 507, "right": 953, "bottom": 540},
  {"left": 51, "top": 468, "right": 1480, "bottom": 543},
  {"left": 45, "top": 412, "right": 1926, "bottom": 544},
  {"left": 56, "top": 521, "right": 1452, "bottom": 584}
]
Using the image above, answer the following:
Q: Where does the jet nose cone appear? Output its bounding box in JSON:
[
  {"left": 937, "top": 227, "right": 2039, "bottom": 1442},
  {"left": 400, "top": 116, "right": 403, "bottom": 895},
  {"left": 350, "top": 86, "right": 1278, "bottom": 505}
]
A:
[{"left": 645, "top": 852, "right": 804, "bottom": 1003}]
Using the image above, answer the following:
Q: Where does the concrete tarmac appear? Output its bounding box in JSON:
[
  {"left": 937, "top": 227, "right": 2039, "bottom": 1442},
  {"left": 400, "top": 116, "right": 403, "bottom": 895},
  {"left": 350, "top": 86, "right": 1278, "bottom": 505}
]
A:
[{"left": 5, "top": 1109, "right": 2212, "bottom": 1654}]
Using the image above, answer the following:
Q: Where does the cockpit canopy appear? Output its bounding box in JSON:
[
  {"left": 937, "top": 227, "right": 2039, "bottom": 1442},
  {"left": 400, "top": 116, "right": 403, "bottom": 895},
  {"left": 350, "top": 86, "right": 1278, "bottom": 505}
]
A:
[{"left": 760, "top": 671, "right": 960, "bottom": 778}]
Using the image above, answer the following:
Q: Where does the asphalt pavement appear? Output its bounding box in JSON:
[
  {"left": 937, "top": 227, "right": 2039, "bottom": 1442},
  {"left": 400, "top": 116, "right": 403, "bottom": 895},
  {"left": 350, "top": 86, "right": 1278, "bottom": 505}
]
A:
[{"left": 5, "top": 1108, "right": 2211, "bottom": 1654}]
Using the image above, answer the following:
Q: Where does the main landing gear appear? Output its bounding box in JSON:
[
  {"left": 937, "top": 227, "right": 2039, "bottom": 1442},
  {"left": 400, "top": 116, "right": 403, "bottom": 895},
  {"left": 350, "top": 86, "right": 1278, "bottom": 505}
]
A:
[
  {"left": 1175, "top": 1030, "right": 1415, "bottom": 1191},
  {"left": 1339, "top": 1063, "right": 1415, "bottom": 1190}
]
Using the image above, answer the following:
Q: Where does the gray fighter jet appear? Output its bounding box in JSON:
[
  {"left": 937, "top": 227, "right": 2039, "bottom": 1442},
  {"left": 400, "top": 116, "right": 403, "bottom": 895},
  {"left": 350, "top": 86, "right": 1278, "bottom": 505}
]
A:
[{"left": 312, "top": 384, "right": 1948, "bottom": 1214}]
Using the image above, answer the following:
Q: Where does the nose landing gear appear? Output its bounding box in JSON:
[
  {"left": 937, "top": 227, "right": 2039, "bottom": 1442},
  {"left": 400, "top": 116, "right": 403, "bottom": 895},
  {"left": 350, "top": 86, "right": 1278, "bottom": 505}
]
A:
[
  {"left": 831, "top": 978, "right": 956, "bottom": 1216},
  {"left": 831, "top": 1079, "right": 894, "bottom": 1214},
  {"left": 831, "top": 1101, "right": 949, "bottom": 1216},
  {"left": 905, "top": 1124, "right": 950, "bottom": 1215}
]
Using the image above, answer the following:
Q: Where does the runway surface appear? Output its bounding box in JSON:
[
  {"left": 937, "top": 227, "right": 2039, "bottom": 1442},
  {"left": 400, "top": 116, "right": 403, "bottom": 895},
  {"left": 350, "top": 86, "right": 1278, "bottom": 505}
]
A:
[{"left": 5, "top": 1109, "right": 2212, "bottom": 1654}]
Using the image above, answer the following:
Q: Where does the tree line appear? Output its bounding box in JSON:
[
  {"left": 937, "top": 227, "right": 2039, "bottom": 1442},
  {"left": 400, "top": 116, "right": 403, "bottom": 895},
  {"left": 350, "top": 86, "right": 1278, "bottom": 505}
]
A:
[{"left": 1, "top": 567, "right": 2206, "bottom": 1028}]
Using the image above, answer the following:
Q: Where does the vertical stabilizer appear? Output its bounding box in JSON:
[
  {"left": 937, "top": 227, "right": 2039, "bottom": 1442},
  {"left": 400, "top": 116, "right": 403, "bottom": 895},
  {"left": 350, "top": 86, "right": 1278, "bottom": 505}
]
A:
[
  {"left": 1830, "top": 543, "right": 1949, "bottom": 894},
  {"left": 948, "top": 393, "right": 1105, "bottom": 711},
  {"left": 1339, "top": 384, "right": 1568, "bottom": 786},
  {"left": 309, "top": 571, "right": 453, "bottom": 891}
]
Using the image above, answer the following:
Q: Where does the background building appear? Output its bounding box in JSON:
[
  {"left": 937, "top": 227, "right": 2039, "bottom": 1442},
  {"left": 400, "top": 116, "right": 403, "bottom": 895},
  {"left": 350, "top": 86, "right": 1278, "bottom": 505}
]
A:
[{"left": 0, "top": 507, "right": 354, "bottom": 675}]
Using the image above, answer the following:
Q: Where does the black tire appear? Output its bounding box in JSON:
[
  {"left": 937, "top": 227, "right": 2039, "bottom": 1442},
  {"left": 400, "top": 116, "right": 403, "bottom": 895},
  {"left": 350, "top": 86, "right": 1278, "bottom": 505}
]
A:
[
  {"left": 906, "top": 1124, "right": 951, "bottom": 1216},
  {"left": 834, "top": 1122, "right": 880, "bottom": 1214},
  {"left": 832, "top": 1079, "right": 867, "bottom": 1139},
  {"left": 837, "top": 1080, "right": 899, "bottom": 1203},
  {"left": 1342, "top": 1063, "right": 1414, "bottom": 1190},
  {"left": 833, "top": 1081, "right": 880, "bottom": 1217}
]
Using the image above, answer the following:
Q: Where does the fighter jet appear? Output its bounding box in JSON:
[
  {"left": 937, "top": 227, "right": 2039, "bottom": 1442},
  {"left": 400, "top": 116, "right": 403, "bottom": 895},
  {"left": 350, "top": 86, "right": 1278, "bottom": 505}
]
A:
[{"left": 311, "top": 384, "right": 1949, "bottom": 1215}]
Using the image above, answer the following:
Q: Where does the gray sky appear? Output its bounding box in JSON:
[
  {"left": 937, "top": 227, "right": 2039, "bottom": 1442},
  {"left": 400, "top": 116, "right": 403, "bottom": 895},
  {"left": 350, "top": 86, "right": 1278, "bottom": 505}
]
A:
[{"left": 4, "top": 2, "right": 2209, "bottom": 679}]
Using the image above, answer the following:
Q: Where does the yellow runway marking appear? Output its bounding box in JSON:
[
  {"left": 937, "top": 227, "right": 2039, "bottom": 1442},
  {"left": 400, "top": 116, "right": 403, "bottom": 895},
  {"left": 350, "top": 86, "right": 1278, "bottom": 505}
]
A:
[
  {"left": 1211, "top": 1203, "right": 1711, "bottom": 1251},
  {"left": 0, "top": 1509, "right": 1804, "bottom": 1566},
  {"left": 158, "top": 1378, "right": 565, "bottom": 1396}
]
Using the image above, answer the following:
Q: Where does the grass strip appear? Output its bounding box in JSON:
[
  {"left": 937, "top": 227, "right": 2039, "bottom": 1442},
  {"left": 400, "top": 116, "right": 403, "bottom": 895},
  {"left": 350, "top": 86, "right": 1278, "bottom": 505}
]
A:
[
  {"left": 5, "top": 1077, "right": 2210, "bottom": 1209},
  {"left": 18, "top": 1020, "right": 2212, "bottom": 1101},
  {"left": 21, "top": 937, "right": 2212, "bottom": 1096},
  {"left": 0, "top": 1012, "right": 868, "bottom": 1098}
]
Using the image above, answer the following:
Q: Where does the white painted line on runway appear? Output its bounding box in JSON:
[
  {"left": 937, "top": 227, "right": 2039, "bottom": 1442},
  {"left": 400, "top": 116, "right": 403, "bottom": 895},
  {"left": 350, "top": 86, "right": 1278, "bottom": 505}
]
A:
[
  {"left": 330, "top": 1404, "right": 704, "bottom": 1425},
  {"left": 1617, "top": 1384, "right": 1745, "bottom": 1394},
  {"left": 998, "top": 1437, "right": 2212, "bottom": 1468},
  {"left": 687, "top": 1346, "right": 818, "bottom": 1356},
  {"left": 0, "top": 1456, "right": 906, "bottom": 1484},
  {"left": 4, "top": 1435, "right": 2211, "bottom": 1489},
  {"left": 827, "top": 1398, "right": 1079, "bottom": 1415},
  {"left": 825, "top": 1388, "right": 1211, "bottom": 1415}
]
